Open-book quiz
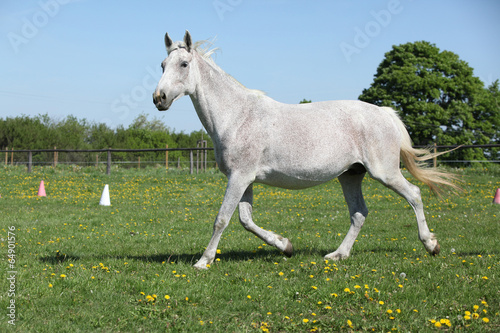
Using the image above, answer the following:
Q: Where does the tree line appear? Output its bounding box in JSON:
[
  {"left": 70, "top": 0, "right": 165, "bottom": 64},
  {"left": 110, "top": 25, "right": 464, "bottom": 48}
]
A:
[{"left": 0, "top": 113, "right": 214, "bottom": 166}]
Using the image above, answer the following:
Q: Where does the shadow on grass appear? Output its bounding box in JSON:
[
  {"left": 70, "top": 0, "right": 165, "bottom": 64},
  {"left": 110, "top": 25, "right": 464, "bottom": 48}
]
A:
[{"left": 39, "top": 248, "right": 329, "bottom": 266}]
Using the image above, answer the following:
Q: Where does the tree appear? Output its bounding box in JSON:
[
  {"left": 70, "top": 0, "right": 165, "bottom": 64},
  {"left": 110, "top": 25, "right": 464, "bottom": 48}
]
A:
[
  {"left": 359, "top": 41, "right": 497, "bottom": 161},
  {"left": 299, "top": 99, "right": 312, "bottom": 104}
]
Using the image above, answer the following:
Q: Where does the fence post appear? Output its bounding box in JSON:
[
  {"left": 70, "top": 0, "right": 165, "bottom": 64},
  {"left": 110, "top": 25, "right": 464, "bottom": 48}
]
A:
[
  {"left": 28, "top": 150, "right": 32, "bottom": 173},
  {"left": 95, "top": 154, "right": 99, "bottom": 168},
  {"left": 53, "top": 146, "right": 57, "bottom": 168},
  {"left": 106, "top": 149, "right": 111, "bottom": 175},
  {"left": 166, "top": 144, "right": 169, "bottom": 170},
  {"left": 4, "top": 147, "right": 7, "bottom": 165},
  {"left": 190, "top": 150, "right": 193, "bottom": 174},
  {"left": 11, "top": 147, "right": 14, "bottom": 165}
]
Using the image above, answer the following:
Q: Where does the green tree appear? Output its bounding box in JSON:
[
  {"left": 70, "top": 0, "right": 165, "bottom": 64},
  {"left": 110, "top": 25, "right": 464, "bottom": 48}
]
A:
[
  {"left": 299, "top": 99, "right": 311, "bottom": 104},
  {"left": 359, "top": 41, "right": 496, "bottom": 161}
]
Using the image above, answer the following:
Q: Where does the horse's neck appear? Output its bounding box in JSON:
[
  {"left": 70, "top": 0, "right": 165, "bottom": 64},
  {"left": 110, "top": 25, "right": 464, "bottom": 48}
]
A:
[{"left": 189, "top": 54, "right": 254, "bottom": 142}]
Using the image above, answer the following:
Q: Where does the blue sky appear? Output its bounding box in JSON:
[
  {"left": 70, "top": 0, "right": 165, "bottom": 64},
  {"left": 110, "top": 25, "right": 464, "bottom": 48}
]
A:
[{"left": 1, "top": 0, "right": 499, "bottom": 133}]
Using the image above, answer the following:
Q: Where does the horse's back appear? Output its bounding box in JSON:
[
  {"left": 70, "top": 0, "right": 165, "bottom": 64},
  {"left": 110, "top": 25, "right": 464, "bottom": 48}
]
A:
[{"left": 252, "top": 100, "right": 402, "bottom": 187}]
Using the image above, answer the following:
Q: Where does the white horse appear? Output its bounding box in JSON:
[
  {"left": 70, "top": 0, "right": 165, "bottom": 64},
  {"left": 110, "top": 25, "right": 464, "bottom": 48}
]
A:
[{"left": 153, "top": 31, "right": 459, "bottom": 269}]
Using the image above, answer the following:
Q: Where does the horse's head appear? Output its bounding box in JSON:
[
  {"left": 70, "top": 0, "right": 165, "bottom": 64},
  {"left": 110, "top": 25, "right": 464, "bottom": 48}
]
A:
[{"left": 153, "top": 31, "right": 197, "bottom": 111}]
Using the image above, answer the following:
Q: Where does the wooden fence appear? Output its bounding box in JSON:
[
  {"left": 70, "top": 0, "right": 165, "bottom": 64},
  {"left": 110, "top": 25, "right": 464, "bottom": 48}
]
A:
[
  {"left": 1, "top": 144, "right": 499, "bottom": 175},
  {"left": 1, "top": 147, "right": 214, "bottom": 175}
]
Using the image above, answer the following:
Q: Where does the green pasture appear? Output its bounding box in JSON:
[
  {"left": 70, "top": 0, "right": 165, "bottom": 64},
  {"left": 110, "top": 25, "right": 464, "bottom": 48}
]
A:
[{"left": 0, "top": 165, "right": 498, "bottom": 332}]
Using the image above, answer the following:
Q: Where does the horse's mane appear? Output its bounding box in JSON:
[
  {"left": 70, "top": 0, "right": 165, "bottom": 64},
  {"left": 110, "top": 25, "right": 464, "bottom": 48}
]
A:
[{"left": 192, "top": 39, "right": 266, "bottom": 96}]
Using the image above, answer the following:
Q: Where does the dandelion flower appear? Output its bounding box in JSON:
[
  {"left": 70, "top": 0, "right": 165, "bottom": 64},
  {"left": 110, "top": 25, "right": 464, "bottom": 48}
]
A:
[
  {"left": 303, "top": 318, "right": 309, "bottom": 323},
  {"left": 48, "top": 283, "right": 53, "bottom": 288},
  {"left": 60, "top": 274, "right": 66, "bottom": 278},
  {"left": 482, "top": 317, "right": 489, "bottom": 323},
  {"left": 379, "top": 301, "right": 384, "bottom": 305},
  {"left": 164, "top": 295, "right": 170, "bottom": 300}
]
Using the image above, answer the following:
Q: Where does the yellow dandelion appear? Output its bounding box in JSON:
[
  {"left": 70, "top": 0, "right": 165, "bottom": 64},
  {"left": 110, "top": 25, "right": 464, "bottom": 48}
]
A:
[
  {"left": 482, "top": 317, "right": 489, "bottom": 323},
  {"left": 60, "top": 274, "right": 66, "bottom": 278},
  {"left": 164, "top": 295, "right": 170, "bottom": 300},
  {"left": 344, "top": 288, "right": 351, "bottom": 293},
  {"left": 379, "top": 301, "right": 384, "bottom": 305},
  {"left": 303, "top": 318, "right": 309, "bottom": 323},
  {"left": 48, "top": 283, "right": 53, "bottom": 288},
  {"left": 311, "top": 286, "right": 317, "bottom": 290}
]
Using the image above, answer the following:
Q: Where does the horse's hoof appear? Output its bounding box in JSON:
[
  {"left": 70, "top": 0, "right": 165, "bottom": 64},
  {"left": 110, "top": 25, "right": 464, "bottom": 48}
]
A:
[
  {"left": 193, "top": 260, "right": 210, "bottom": 270},
  {"left": 324, "top": 252, "right": 348, "bottom": 261},
  {"left": 431, "top": 241, "right": 440, "bottom": 256},
  {"left": 283, "top": 238, "right": 293, "bottom": 257}
]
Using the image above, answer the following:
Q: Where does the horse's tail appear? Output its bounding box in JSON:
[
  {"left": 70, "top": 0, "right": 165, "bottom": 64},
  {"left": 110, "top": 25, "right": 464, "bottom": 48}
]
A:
[{"left": 381, "top": 107, "right": 462, "bottom": 196}]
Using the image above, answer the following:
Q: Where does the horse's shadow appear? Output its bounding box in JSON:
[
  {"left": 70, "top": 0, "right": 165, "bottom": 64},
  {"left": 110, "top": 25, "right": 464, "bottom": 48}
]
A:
[
  {"left": 38, "top": 248, "right": 327, "bottom": 266},
  {"left": 38, "top": 247, "right": 497, "bottom": 266}
]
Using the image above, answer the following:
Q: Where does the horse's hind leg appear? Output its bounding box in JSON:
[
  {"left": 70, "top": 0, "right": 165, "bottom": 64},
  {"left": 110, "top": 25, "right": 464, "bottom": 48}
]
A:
[
  {"left": 325, "top": 171, "right": 368, "bottom": 261},
  {"left": 372, "top": 170, "right": 440, "bottom": 255},
  {"left": 239, "top": 184, "right": 293, "bottom": 257}
]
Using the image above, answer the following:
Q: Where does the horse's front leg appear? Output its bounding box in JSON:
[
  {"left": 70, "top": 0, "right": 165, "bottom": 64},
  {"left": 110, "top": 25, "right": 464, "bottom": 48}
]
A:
[
  {"left": 239, "top": 184, "right": 293, "bottom": 257},
  {"left": 193, "top": 174, "right": 251, "bottom": 269}
]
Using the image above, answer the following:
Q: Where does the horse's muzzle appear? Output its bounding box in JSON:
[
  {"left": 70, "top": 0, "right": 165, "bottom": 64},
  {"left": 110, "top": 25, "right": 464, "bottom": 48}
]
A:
[{"left": 152, "top": 90, "right": 170, "bottom": 111}]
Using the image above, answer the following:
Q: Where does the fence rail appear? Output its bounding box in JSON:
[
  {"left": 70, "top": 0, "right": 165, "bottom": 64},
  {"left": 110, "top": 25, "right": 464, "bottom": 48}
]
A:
[
  {"left": 1, "top": 144, "right": 499, "bottom": 174},
  {"left": 1, "top": 147, "right": 215, "bottom": 175}
]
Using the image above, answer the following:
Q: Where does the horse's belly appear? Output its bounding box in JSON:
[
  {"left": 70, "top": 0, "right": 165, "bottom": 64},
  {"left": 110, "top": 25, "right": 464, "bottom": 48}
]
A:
[{"left": 254, "top": 165, "right": 344, "bottom": 190}]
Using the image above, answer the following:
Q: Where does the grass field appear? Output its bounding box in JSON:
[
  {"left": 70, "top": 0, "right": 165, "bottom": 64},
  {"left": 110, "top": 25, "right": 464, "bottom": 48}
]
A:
[{"left": 1, "top": 165, "right": 498, "bottom": 332}]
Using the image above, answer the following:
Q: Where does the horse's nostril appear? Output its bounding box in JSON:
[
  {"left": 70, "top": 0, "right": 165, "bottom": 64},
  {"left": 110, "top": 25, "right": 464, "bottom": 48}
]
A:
[{"left": 161, "top": 92, "right": 166, "bottom": 100}]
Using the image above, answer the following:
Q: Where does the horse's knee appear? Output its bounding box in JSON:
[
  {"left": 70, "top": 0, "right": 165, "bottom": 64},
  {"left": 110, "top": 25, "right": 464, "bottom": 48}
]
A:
[
  {"left": 214, "top": 217, "right": 229, "bottom": 232},
  {"left": 352, "top": 211, "right": 367, "bottom": 228}
]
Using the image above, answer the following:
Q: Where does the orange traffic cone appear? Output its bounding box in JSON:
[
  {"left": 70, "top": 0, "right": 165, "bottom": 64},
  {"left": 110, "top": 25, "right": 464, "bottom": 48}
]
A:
[
  {"left": 37, "top": 180, "right": 46, "bottom": 197},
  {"left": 493, "top": 188, "right": 500, "bottom": 204}
]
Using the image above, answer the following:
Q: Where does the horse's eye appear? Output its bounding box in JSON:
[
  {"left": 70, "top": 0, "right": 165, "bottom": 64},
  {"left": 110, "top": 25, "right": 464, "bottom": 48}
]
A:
[{"left": 181, "top": 61, "right": 189, "bottom": 68}]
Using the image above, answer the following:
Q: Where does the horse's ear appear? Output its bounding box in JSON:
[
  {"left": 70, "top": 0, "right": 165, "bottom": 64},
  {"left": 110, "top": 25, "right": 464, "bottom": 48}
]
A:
[
  {"left": 184, "top": 30, "right": 192, "bottom": 52},
  {"left": 165, "top": 32, "right": 173, "bottom": 50}
]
